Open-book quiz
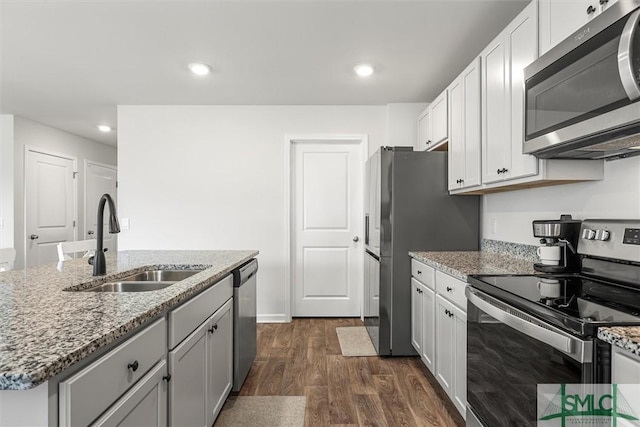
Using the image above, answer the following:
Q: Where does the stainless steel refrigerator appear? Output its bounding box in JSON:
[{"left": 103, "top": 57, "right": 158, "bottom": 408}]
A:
[{"left": 364, "top": 147, "right": 479, "bottom": 356}]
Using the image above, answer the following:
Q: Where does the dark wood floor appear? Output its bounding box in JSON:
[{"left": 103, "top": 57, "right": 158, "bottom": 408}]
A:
[{"left": 237, "top": 318, "right": 464, "bottom": 427}]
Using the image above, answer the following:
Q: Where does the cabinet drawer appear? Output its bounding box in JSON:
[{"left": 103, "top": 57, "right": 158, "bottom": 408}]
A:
[
  {"left": 411, "top": 259, "right": 435, "bottom": 290},
  {"left": 59, "top": 318, "right": 166, "bottom": 427},
  {"left": 168, "top": 274, "right": 233, "bottom": 349},
  {"left": 436, "top": 271, "right": 467, "bottom": 311}
]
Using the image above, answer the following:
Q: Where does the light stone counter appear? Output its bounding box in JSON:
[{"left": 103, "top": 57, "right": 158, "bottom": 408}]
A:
[
  {"left": 598, "top": 326, "right": 640, "bottom": 358},
  {"left": 409, "top": 250, "right": 537, "bottom": 281},
  {"left": 0, "top": 250, "right": 257, "bottom": 390}
]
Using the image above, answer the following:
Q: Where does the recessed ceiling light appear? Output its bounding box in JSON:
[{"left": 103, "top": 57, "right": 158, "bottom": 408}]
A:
[
  {"left": 354, "top": 64, "right": 374, "bottom": 77},
  {"left": 97, "top": 125, "right": 112, "bottom": 132},
  {"left": 188, "top": 62, "right": 212, "bottom": 76}
]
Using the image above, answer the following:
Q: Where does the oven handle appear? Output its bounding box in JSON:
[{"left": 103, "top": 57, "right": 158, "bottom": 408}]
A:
[
  {"left": 466, "top": 287, "right": 592, "bottom": 363},
  {"left": 618, "top": 8, "right": 640, "bottom": 101}
]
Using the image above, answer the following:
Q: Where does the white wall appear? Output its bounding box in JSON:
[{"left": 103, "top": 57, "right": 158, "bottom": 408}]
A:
[
  {"left": 386, "top": 103, "right": 427, "bottom": 146},
  {"left": 483, "top": 157, "right": 640, "bottom": 245},
  {"left": 0, "top": 115, "right": 14, "bottom": 252},
  {"left": 117, "top": 105, "right": 389, "bottom": 321},
  {"left": 13, "top": 117, "right": 117, "bottom": 267}
]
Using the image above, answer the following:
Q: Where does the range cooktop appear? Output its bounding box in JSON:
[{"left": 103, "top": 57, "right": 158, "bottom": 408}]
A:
[{"left": 469, "top": 274, "right": 640, "bottom": 337}]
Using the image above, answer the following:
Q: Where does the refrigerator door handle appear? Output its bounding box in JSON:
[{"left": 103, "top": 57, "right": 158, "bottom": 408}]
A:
[{"left": 365, "top": 214, "right": 370, "bottom": 245}]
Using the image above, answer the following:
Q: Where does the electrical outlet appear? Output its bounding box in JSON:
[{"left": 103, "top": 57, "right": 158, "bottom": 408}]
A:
[
  {"left": 490, "top": 218, "right": 497, "bottom": 235},
  {"left": 120, "top": 218, "right": 130, "bottom": 230}
]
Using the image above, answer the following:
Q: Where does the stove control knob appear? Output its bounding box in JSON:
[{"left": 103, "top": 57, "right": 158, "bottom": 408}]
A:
[
  {"left": 595, "top": 229, "right": 610, "bottom": 241},
  {"left": 582, "top": 229, "right": 596, "bottom": 240}
]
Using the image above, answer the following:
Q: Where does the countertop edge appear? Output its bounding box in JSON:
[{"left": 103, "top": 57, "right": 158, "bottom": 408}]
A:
[
  {"left": 0, "top": 251, "right": 258, "bottom": 391},
  {"left": 598, "top": 327, "right": 640, "bottom": 358}
]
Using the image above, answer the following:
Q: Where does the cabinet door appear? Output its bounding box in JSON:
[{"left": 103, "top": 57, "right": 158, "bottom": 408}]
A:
[
  {"left": 431, "top": 91, "right": 448, "bottom": 145},
  {"left": 411, "top": 278, "right": 423, "bottom": 354},
  {"left": 447, "top": 77, "right": 464, "bottom": 190},
  {"left": 416, "top": 108, "right": 431, "bottom": 151},
  {"left": 435, "top": 295, "right": 454, "bottom": 395},
  {"left": 421, "top": 285, "right": 436, "bottom": 375},
  {"left": 462, "top": 58, "right": 482, "bottom": 188},
  {"left": 92, "top": 360, "right": 167, "bottom": 427},
  {"left": 169, "top": 319, "right": 209, "bottom": 427},
  {"left": 507, "top": 1, "right": 538, "bottom": 180},
  {"left": 207, "top": 299, "right": 234, "bottom": 426},
  {"left": 452, "top": 304, "right": 467, "bottom": 419},
  {"left": 481, "top": 37, "right": 509, "bottom": 184},
  {"left": 539, "top": 0, "right": 598, "bottom": 55}
]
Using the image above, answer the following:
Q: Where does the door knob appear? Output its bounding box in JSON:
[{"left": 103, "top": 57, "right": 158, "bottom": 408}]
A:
[
  {"left": 353, "top": 236, "right": 360, "bottom": 242},
  {"left": 30, "top": 234, "right": 39, "bottom": 240}
]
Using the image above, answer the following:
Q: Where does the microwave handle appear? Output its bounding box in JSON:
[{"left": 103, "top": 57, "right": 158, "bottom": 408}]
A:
[{"left": 618, "top": 8, "right": 640, "bottom": 100}]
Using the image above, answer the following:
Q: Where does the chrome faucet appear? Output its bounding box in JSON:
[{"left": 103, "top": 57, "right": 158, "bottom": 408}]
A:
[{"left": 89, "top": 193, "right": 120, "bottom": 276}]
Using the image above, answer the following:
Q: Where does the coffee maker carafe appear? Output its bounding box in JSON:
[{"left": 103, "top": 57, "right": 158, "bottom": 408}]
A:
[{"left": 532, "top": 214, "right": 582, "bottom": 273}]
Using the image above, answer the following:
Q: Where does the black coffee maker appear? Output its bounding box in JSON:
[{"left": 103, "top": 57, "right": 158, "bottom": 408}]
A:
[{"left": 532, "top": 214, "right": 582, "bottom": 273}]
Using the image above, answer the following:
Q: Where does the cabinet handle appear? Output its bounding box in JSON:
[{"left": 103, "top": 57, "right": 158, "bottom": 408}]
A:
[
  {"left": 417, "top": 270, "right": 422, "bottom": 275},
  {"left": 496, "top": 168, "right": 501, "bottom": 174},
  {"left": 600, "top": 0, "right": 608, "bottom": 4},
  {"left": 446, "top": 286, "right": 453, "bottom": 292},
  {"left": 449, "top": 311, "right": 454, "bottom": 318},
  {"left": 501, "top": 168, "right": 509, "bottom": 174},
  {"left": 426, "top": 140, "right": 432, "bottom": 145},
  {"left": 587, "top": 5, "right": 596, "bottom": 14},
  {"left": 30, "top": 234, "right": 39, "bottom": 240},
  {"left": 127, "top": 361, "right": 139, "bottom": 372},
  {"left": 208, "top": 324, "right": 219, "bottom": 334},
  {"left": 162, "top": 374, "right": 172, "bottom": 382},
  {"left": 445, "top": 309, "right": 450, "bottom": 316}
]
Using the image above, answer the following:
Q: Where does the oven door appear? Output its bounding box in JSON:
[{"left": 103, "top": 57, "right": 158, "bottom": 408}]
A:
[
  {"left": 523, "top": 6, "right": 640, "bottom": 155},
  {"left": 466, "top": 287, "right": 594, "bottom": 427}
]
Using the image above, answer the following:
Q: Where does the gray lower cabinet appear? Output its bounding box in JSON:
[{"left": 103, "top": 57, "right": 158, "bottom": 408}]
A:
[
  {"left": 169, "top": 298, "right": 233, "bottom": 427},
  {"left": 59, "top": 318, "right": 167, "bottom": 427},
  {"left": 92, "top": 360, "right": 168, "bottom": 427}
]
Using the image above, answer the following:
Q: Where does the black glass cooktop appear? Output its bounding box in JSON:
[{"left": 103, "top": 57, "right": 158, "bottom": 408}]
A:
[{"left": 468, "top": 274, "right": 640, "bottom": 337}]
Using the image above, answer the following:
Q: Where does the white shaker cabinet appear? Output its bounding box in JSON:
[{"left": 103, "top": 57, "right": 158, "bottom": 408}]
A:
[
  {"left": 92, "top": 360, "right": 168, "bottom": 427},
  {"left": 416, "top": 107, "right": 432, "bottom": 151},
  {"left": 448, "top": 57, "right": 481, "bottom": 191},
  {"left": 430, "top": 90, "right": 448, "bottom": 147},
  {"left": 481, "top": 0, "right": 538, "bottom": 185},
  {"left": 411, "top": 278, "right": 424, "bottom": 356},
  {"left": 169, "top": 298, "right": 233, "bottom": 427},
  {"left": 410, "top": 260, "right": 436, "bottom": 374},
  {"left": 538, "top": 0, "right": 618, "bottom": 56},
  {"left": 435, "top": 293, "right": 467, "bottom": 419}
]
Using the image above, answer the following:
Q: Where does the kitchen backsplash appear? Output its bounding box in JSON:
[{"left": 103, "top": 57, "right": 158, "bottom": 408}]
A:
[{"left": 481, "top": 239, "right": 537, "bottom": 262}]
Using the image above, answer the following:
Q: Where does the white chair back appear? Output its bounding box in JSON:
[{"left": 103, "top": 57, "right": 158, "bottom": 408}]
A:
[
  {"left": 0, "top": 248, "right": 16, "bottom": 271},
  {"left": 57, "top": 240, "right": 97, "bottom": 262}
]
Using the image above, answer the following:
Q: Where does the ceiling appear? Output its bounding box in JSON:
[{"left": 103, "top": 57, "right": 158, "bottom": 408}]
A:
[{"left": 0, "top": 0, "right": 529, "bottom": 146}]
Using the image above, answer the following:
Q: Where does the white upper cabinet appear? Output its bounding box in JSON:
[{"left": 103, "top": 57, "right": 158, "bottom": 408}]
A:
[
  {"left": 482, "top": 0, "right": 538, "bottom": 185},
  {"left": 448, "top": 57, "right": 482, "bottom": 191},
  {"left": 430, "top": 90, "right": 448, "bottom": 146},
  {"left": 416, "top": 107, "right": 431, "bottom": 151},
  {"left": 539, "top": 0, "right": 618, "bottom": 55}
]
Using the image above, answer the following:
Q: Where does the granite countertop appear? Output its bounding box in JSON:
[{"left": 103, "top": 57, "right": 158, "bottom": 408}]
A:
[
  {"left": 0, "top": 250, "right": 257, "bottom": 391},
  {"left": 598, "top": 326, "right": 640, "bottom": 358},
  {"left": 409, "top": 250, "right": 536, "bottom": 281}
]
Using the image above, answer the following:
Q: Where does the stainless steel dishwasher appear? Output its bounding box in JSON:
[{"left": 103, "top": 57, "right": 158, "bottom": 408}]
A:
[{"left": 232, "top": 259, "right": 258, "bottom": 392}]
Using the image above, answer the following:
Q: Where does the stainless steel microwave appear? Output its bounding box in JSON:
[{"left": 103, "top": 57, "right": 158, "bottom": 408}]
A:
[{"left": 523, "top": 0, "right": 640, "bottom": 160}]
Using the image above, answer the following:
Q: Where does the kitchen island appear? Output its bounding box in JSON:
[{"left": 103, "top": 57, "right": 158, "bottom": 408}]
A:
[{"left": 0, "top": 249, "right": 257, "bottom": 426}]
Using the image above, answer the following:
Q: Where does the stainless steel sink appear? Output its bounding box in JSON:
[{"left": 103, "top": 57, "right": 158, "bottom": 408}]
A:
[
  {"left": 80, "top": 269, "right": 202, "bottom": 292},
  {"left": 119, "top": 270, "right": 201, "bottom": 282},
  {"left": 83, "top": 281, "right": 177, "bottom": 292}
]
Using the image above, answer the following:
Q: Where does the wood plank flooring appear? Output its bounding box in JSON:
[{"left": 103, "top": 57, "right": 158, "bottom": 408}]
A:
[{"left": 237, "top": 318, "right": 464, "bottom": 427}]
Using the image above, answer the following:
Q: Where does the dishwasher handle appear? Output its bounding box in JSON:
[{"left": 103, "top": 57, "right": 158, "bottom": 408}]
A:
[
  {"left": 234, "top": 259, "right": 258, "bottom": 287},
  {"left": 466, "top": 287, "right": 592, "bottom": 363}
]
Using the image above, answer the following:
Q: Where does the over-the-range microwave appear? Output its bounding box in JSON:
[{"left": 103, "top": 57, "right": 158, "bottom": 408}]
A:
[{"left": 523, "top": 0, "right": 640, "bottom": 160}]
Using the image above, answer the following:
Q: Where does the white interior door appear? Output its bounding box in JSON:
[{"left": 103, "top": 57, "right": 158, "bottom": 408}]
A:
[
  {"left": 292, "top": 140, "right": 363, "bottom": 317},
  {"left": 85, "top": 161, "right": 117, "bottom": 253},
  {"left": 25, "top": 149, "right": 76, "bottom": 266}
]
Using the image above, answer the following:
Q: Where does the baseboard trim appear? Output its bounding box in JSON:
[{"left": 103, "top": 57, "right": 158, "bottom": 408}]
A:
[{"left": 257, "top": 314, "right": 288, "bottom": 323}]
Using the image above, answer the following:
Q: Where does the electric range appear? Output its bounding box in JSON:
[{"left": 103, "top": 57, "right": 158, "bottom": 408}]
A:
[{"left": 465, "top": 219, "right": 640, "bottom": 427}]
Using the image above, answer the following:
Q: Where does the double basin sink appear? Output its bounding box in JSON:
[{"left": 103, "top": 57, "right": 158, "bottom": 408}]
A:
[{"left": 81, "top": 269, "right": 201, "bottom": 292}]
